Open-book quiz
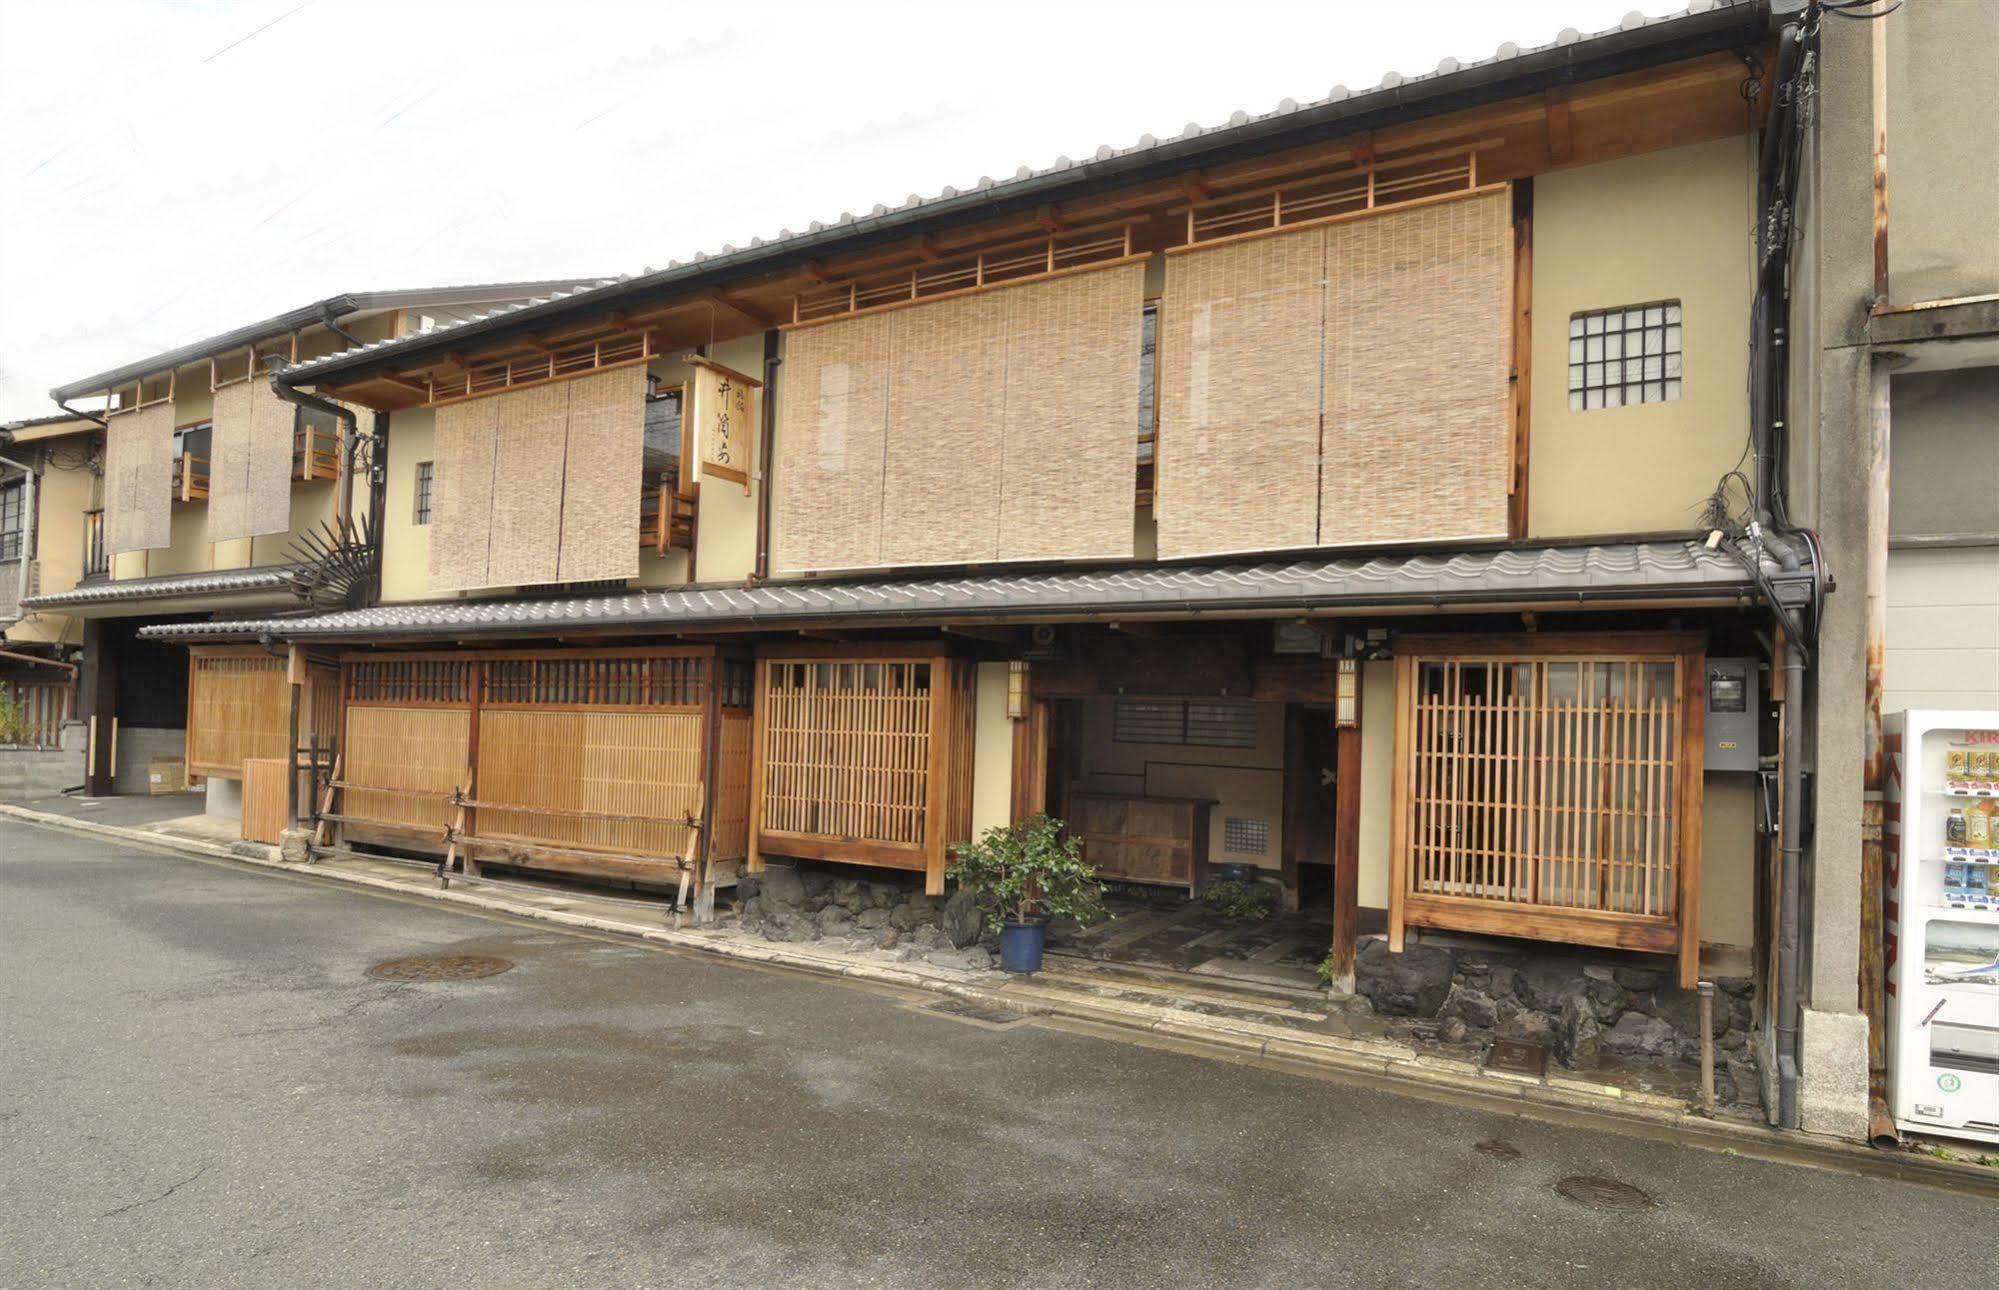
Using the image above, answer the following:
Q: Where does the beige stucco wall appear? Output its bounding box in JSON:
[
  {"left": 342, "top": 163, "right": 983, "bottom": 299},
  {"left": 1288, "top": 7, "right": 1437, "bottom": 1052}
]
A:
[
  {"left": 1354, "top": 658, "right": 1754, "bottom": 952},
  {"left": 3, "top": 432, "right": 99, "bottom": 648},
  {"left": 1528, "top": 136, "right": 1755, "bottom": 539},
  {"left": 970, "top": 661, "right": 1012, "bottom": 838},
  {"left": 1075, "top": 695, "right": 1286, "bottom": 872},
  {"left": 379, "top": 406, "right": 434, "bottom": 604}
]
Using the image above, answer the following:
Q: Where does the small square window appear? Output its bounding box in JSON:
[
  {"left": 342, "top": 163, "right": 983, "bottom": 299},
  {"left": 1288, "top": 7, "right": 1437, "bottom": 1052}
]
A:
[
  {"left": 1567, "top": 300, "right": 1682, "bottom": 412},
  {"left": 413, "top": 460, "right": 433, "bottom": 525}
]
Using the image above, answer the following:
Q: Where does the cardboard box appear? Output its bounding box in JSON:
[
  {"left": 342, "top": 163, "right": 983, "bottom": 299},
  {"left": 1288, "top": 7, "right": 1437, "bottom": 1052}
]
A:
[{"left": 148, "top": 756, "right": 187, "bottom": 795}]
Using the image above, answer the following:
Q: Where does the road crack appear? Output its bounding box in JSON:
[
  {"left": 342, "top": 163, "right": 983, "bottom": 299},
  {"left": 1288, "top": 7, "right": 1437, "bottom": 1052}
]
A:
[{"left": 99, "top": 1165, "right": 209, "bottom": 1218}]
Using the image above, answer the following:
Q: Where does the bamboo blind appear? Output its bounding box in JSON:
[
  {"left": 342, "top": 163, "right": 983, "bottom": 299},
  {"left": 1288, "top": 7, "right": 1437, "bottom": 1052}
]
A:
[
  {"left": 485, "top": 380, "right": 567, "bottom": 588},
  {"left": 880, "top": 292, "right": 1009, "bottom": 565},
  {"left": 186, "top": 651, "right": 289, "bottom": 778},
  {"left": 1157, "top": 226, "right": 1327, "bottom": 557},
  {"left": 104, "top": 402, "right": 174, "bottom": 554},
  {"left": 770, "top": 311, "right": 891, "bottom": 574},
  {"left": 429, "top": 393, "right": 500, "bottom": 591},
  {"left": 431, "top": 367, "right": 645, "bottom": 592},
  {"left": 240, "top": 757, "right": 290, "bottom": 844},
  {"left": 759, "top": 660, "right": 934, "bottom": 846},
  {"left": 773, "top": 261, "right": 1143, "bottom": 574},
  {"left": 712, "top": 711, "right": 754, "bottom": 861},
  {"left": 1398, "top": 650, "right": 1694, "bottom": 938},
  {"left": 207, "top": 379, "right": 296, "bottom": 543},
  {"left": 1321, "top": 189, "right": 1512, "bottom": 544},
  {"left": 342, "top": 705, "right": 471, "bottom": 832},
  {"left": 477, "top": 710, "right": 702, "bottom": 857},
  {"left": 1157, "top": 186, "right": 1515, "bottom": 557},
  {"left": 557, "top": 365, "right": 647, "bottom": 584},
  {"left": 334, "top": 648, "right": 748, "bottom": 880}
]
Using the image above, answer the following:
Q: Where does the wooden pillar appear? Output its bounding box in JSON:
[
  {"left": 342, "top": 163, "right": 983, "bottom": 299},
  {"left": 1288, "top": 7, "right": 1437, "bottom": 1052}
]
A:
[
  {"left": 1009, "top": 698, "right": 1049, "bottom": 823},
  {"left": 1280, "top": 705, "right": 1305, "bottom": 912},
  {"left": 284, "top": 645, "right": 304, "bottom": 826},
  {"left": 1329, "top": 679, "right": 1364, "bottom": 992},
  {"left": 79, "top": 618, "right": 117, "bottom": 796}
]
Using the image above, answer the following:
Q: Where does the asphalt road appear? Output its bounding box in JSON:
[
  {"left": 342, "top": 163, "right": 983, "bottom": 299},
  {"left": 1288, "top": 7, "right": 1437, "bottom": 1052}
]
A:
[{"left": 2, "top": 820, "right": 1993, "bottom": 1289}]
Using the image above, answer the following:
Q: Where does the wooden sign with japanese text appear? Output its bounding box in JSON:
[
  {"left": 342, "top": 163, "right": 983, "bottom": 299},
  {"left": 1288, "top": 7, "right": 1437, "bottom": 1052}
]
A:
[{"left": 689, "top": 356, "right": 760, "bottom": 492}]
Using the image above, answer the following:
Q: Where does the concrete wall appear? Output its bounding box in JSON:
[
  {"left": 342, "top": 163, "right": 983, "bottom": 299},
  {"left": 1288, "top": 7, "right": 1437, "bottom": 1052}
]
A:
[
  {"left": 1527, "top": 137, "right": 1755, "bottom": 538},
  {"left": 1074, "top": 695, "right": 1286, "bottom": 873},
  {"left": 1885, "top": 2, "right": 1999, "bottom": 303},
  {"left": 1883, "top": 546, "right": 1999, "bottom": 714},
  {"left": 1888, "top": 368, "right": 1999, "bottom": 541},
  {"left": 0, "top": 720, "right": 85, "bottom": 801},
  {"left": 112, "top": 725, "right": 186, "bottom": 796}
]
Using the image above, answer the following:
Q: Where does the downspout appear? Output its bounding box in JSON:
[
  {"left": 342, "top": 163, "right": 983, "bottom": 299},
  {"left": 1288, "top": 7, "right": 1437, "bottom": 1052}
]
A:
[
  {"left": 752, "top": 328, "right": 780, "bottom": 582},
  {"left": 53, "top": 399, "right": 108, "bottom": 429},
  {"left": 264, "top": 363, "right": 359, "bottom": 545},
  {"left": 1776, "top": 633, "right": 1807, "bottom": 1129},
  {"left": 317, "top": 303, "right": 365, "bottom": 351}
]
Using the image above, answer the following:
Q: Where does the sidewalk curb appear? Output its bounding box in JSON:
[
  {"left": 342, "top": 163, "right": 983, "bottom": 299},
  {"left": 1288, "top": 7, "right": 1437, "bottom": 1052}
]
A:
[{"left": 7, "top": 801, "right": 1995, "bottom": 1195}]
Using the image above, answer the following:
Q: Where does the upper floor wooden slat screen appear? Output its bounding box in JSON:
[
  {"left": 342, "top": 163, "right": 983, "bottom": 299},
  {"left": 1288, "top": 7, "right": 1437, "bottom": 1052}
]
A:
[
  {"left": 207, "top": 378, "right": 297, "bottom": 543},
  {"left": 103, "top": 402, "right": 174, "bottom": 555},
  {"left": 1321, "top": 188, "right": 1512, "bottom": 545},
  {"left": 772, "top": 260, "right": 1142, "bottom": 574},
  {"left": 1156, "top": 225, "right": 1326, "bottom": 556},
  {"left": 1157, "top": 186, "right": 1513, "bottom": 559},
  {"left": 429, "top": 365, "right": 644, "bottom": 593}
]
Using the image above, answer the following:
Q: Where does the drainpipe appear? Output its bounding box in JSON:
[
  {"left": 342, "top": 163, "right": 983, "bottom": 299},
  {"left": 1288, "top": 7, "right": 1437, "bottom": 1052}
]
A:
[
  {"left": 1776, "top": 633, "right": 1807, "bottom": 1129},
  {"left": 52, "top": 399, "right": 108, "bottom": 429},
  {"left": 752, "top": 328, "right": 780, "bottom": 583},
  {"left": 0, "top": 449, "right": 38, "bottom": 616},
  {"left": 264, "top": 364, "right": 359, "bottom": 545},
  {"left": 316, "top": 303, "right": 365, "bottom": 351}
]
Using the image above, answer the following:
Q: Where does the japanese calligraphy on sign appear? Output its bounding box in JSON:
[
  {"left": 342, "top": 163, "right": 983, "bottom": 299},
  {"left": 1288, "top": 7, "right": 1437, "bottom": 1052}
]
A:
[{"left": 689, "top": 356, "right": 759, "bottom": 492}]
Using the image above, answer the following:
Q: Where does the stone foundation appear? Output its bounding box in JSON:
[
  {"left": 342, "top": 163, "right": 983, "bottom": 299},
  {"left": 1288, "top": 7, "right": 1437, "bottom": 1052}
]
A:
[
  {"left": 1354, "top": 938, "right": 1761, "bottom": 1109},
  {"left": 732, "top": 863, "right": 994, "bottom": 970}
]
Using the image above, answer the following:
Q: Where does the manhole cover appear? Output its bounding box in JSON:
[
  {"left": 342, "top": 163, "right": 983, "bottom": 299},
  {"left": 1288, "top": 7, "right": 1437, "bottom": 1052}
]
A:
[
  {"left": 1474, "top": 1139, "right": 1522, "bottom": 1161},
  {"left": 1554, "top": 1175, "right": 1654, "bottom": 1211},
  {"left": 367, "top": 954, "right": 514, "bottom": 982},
  {"left": 1486, "top": 1039, "right": 1548, "bottom": 1078}
]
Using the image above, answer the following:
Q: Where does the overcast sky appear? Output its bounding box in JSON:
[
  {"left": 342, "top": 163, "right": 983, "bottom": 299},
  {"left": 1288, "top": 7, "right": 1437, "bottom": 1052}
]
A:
[{"left": 0, "top": 0, "right": 1655, "bottom": 420}]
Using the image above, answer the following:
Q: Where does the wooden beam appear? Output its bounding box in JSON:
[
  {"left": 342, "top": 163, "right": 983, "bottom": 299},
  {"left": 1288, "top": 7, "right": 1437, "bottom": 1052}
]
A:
[
  {"left": 1544, "top": 89, "right": 1574, "bottom": 165},
  {"left": 941, "top": 624, "right": 1018, "bottom": 645},
  {"left": 707, "top": 288, "right": 778, "bottom": 328},
  {"left": 1329, "top": 691, "right": 1363, "bottom": 990}
]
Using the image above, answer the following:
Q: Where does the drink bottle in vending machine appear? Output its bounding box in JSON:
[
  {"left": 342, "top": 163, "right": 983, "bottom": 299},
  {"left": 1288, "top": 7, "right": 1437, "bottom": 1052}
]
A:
[{"left": 1885, "top": 711, "right": 1999, "bottom": 1145}]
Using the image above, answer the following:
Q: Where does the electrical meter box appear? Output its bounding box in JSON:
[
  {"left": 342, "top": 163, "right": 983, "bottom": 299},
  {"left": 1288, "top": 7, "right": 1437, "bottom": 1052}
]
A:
[{"left": 1703, "top": 657, "right": 1759, "bottom": 771}]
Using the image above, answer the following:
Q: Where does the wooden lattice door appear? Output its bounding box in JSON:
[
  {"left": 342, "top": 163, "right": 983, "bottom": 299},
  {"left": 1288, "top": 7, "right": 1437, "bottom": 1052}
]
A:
[{"left": 1389, "top": 634, "right": 1705, "bottom": 986}]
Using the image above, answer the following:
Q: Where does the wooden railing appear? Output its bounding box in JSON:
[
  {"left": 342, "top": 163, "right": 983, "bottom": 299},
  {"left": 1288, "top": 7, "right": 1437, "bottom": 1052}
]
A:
[
  {"left": 293, "top": 420, "right": 340, "bottom": 481},
  {"left": 82, "top": 510, "right": 107, "bottom": 577},
  {"left": 175, "top": 452, "right": 210, "bottom": 502},
  {"left": 1, "top": 679, "right": 71, "bottom": 748},
  {"left": 640, "top": 477, "right": 697, "bottom": 554}
]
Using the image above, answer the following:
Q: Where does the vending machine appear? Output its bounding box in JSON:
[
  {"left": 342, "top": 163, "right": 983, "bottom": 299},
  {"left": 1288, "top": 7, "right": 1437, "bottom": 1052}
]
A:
[{"left": 1885, "top": 710, "right": 1999, "bottom": 1145}]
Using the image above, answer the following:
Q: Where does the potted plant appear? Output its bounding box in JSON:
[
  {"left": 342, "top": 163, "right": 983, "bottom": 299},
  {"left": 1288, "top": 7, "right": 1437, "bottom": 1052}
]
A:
[{"left": 947, "top": 813, "right": 1109, "bottom": 973}]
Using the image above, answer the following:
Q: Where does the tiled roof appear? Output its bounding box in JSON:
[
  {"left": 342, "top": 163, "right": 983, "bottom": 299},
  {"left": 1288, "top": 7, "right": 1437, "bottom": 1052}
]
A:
[
  {"left": 24, "top": 565, "right": 302, "bottom": 610},
  {"left": 278, "top": 1, "right": 1764, "bottom": 385},
  {"left": 134, "top": 541, "right": 1783, "bottom": 642}
]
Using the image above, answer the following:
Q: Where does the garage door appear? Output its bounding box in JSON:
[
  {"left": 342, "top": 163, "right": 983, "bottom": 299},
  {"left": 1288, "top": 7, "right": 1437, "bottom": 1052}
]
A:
[{"left": 1884, "top": 545, "right": 1999, "bottom": 715}]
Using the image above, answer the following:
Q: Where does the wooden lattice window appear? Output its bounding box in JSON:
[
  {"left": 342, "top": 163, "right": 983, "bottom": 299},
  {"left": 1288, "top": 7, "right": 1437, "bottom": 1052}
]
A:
[{"left": 1389, "top": 634, "right": 1705, "bottom": 986}]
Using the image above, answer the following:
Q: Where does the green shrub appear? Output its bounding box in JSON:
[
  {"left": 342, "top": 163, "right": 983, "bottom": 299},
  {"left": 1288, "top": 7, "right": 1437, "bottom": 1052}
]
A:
[
  {"left": 1202, "top": 879, "right": 1275, "bottom": 921},
  {"left": 947, "top": 813, "right": 1111, "bottom": 928}
]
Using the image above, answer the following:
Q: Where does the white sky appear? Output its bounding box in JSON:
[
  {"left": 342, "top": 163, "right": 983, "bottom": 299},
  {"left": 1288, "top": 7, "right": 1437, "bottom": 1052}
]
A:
[{"left": 0, "top": 0, "right": 1657, "bottom": 420}]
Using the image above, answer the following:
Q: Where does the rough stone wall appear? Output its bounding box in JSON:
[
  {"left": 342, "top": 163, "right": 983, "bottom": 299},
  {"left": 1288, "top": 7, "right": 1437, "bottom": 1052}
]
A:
[
  {"left": 734, "top": 863, "right": 992, "bottom": 970},
  {"left": 1355, "top": 938, "right": 1761, "bottom": 1109}
]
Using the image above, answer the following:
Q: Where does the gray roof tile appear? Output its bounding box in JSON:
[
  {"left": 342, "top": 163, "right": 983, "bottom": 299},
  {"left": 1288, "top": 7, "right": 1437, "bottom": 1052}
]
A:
[
  {"left": 26, "top": 565, "right": 302, "bottom": 610},
  {"left": 134, "top": 541, "right": 1775, "bottom": 643}
]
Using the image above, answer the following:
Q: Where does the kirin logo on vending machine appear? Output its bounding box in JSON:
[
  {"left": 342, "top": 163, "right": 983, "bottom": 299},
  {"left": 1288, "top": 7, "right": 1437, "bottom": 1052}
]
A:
[{"left": 1884, "top": 731, "right": 1901, "bottom": 999}]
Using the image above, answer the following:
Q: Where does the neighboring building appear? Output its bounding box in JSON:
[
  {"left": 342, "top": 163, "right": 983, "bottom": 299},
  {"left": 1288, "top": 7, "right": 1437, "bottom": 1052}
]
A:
[
  {"left": 33, "top": 0, "right": 1981, "bottom": 1144},
  {"left": 20, "top": 281, "right": 607, "bottom": 799},
  {"left": 1, "top": 412, "right": 98, "bottom": 753}
]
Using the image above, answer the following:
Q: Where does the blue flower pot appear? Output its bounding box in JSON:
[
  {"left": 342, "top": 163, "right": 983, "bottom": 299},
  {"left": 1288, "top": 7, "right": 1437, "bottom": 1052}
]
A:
[{"left": 999, "top": 919, "right": 1047, "bottom": 974}]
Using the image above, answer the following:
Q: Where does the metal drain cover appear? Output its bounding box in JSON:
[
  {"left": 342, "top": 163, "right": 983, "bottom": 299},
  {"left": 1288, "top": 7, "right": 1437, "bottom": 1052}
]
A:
[
  {"left": 1485, "top": 1039, "right": 1547, "bottom": 1078},
  {"left": 1474, "top": 1139, "right": 1522, "bottom": 1161},
  {"left": 368, "top": 954, "right": 514, "bottom": 982},
  {"left": 916, "top": 997, "right": 1035, "bottom": 1028},
  {"left": 1555, "top": 1175, "right": 1654, "bottom": 1211}
]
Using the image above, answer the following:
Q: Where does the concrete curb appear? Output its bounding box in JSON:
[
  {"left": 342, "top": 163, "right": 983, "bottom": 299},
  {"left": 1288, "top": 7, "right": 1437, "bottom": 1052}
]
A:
[{"left": 6, "top": 801, "right": 1995, "bottom": 1195}]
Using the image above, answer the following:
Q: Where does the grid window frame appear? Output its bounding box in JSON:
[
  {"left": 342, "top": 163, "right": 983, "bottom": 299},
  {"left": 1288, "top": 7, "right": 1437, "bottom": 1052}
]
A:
[
  {"left": 413, "top": 460, "right": 433, "bottom": 526},
  {"left": 1112, "top": 697, "right": 1258, "bottom": 749},
  {"left": 0, "top": 478, "right": 23, "bottom": 562},
  {"left": 1567, "top": 300, "right": 1682, "bottom": 412}
]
